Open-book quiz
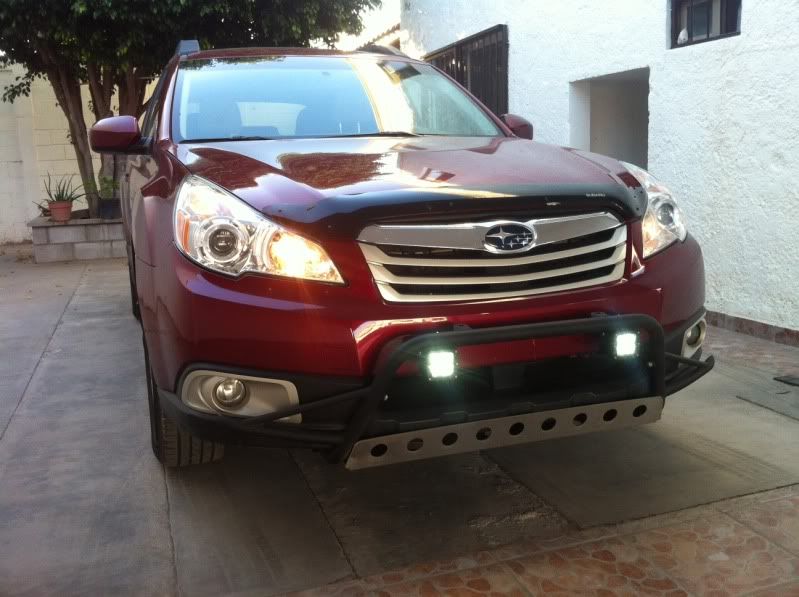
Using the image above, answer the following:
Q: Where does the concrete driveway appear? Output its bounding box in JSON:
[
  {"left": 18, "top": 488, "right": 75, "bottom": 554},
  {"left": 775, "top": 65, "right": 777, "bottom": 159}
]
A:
[{"left": 1, "top": 251, "right": 798, "bottom": 596}]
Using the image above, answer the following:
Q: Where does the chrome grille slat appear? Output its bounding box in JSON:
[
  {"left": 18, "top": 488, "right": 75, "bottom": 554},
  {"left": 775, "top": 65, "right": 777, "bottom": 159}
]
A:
[
  {"left": 369, "top": 243, "right": 626, "bottom": 286},
  {"left": 357, "top": 211, "right": 622, "bottom": 250},
  {"left": 375, "top": 262, "right": 625, "bottom": 303},
  {"left": 361, "top": 226, "right": 627, "bottom": 268},
  {"left": 358, "top": 212, "right": 628, "bottom": 303}
]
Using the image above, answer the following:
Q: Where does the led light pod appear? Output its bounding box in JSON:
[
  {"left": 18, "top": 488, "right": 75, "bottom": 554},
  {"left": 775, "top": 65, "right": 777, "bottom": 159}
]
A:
[
  {"left": 426, "top": 350, "right": 456, "bottom": 378},
  {"left": 614, "top": 332, "right": 638, "bottom": 357}
]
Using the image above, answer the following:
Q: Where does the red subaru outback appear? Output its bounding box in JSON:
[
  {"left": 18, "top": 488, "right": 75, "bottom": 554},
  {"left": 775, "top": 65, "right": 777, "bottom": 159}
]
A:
[{"left": 90, "top": 42, "right": 713, "bottom": 469}]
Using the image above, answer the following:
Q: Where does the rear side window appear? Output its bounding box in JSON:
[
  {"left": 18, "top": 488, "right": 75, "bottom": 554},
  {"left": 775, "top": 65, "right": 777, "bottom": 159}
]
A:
[{"left": 171, "top": 55, "right": 500, "bottom": 141}]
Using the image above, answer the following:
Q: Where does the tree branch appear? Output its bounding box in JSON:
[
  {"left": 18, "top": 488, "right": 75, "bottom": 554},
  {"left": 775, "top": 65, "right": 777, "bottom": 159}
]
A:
[{"left": 86, "top": 62, "right": 109, "bottom": 121}]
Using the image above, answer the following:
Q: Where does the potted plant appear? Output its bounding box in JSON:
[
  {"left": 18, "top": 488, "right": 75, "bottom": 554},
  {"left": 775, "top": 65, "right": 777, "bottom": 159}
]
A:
[
  {"left": 98, "top": 175, "right": 121, "bottom": 220},
  {"left": 44, "top": 174, "right": 84, "bottom": 223}
]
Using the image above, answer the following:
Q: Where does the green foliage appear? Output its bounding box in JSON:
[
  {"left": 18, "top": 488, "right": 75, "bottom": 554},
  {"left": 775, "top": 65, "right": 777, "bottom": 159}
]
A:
[
  {"left": 0, "top": 0, "right": 382, "bottom": 102},
  {"left": 98, "top": 175, "right": 119, "bottom": 199},
  {"left": 0, "top": 1, "right": 79, "bottom": 91},
  {"left": 43, "top": 174, "right": 85, "bottom": 204},
  {"left": 0, "top": 72, "right": 34, "bottom": 103}
]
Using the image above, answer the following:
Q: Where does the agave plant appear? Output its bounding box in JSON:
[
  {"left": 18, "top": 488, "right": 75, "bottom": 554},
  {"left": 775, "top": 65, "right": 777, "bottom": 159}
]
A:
[{"left": 44, "top": 174, "right": 85, "bottom": 204}]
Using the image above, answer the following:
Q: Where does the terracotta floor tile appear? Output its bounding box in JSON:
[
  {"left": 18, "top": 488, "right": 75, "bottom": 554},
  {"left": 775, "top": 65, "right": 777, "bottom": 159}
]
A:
[
  {"left": 705, "top": 326, "right": 799, "bottom": 376},
  {"left": 373, "top": 563, "right": 525, "bottom": 596},
  {"left": 726, "top": 496, "right": 799, "bottom": 557},
  {"left": 613, "top": 504, "right": 719, "bottom": 536},
  {"left": 627, "top": 513, "right": 799, "bottom": 596},
  {"left": 489, "top": 525, "right": 618, "bottom": 562},
  {"left": 505, "top": 536, "right": 687, "bottom": 596},
  {"left": 747, "top": 581, "right": 799, "bottom": 596},
  {"left": 361, "top": 551, "right": 496, "bottom": 588},
  {"left": 284, "top": 578, "right": 367, "bottom": 597}
]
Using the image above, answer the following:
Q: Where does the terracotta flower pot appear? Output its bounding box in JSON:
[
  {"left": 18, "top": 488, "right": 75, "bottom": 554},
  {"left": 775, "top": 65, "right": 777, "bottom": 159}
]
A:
[{"left": 48, "top": 201, "right": 73, "bottom": 223}]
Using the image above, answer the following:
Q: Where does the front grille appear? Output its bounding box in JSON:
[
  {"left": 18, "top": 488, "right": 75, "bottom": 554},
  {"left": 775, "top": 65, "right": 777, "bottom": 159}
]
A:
[
  {"left": 358, "top": 212, "right": 628, "bottom": 303},
  {"left": 379, "top": 228, "right": 617, "bottom": 260},
  {"left": 384, "top": 246, "right": 618, "bottom": 278},
  {"left": 389, "top": 264, "right": 619, "bottom": 297}
]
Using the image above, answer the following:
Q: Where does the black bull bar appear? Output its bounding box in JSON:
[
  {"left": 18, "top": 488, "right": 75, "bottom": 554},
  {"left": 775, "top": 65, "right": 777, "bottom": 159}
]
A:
[{"left": 159, "top": 314, "right": 715, "bottom": 462}]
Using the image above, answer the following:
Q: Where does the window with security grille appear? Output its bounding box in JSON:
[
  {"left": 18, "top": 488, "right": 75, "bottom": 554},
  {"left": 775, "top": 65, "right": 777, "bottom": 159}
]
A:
[
  {"left": 426, "top": 25, "right": 508, "bottom": 116},
  {"left": 671, "top": 0, "right": 742, "bottom": 48}
]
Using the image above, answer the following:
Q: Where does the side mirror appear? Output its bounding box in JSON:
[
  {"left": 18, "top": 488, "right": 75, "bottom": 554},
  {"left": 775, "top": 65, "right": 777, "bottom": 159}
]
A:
[
  {"left": 89, "top": 115, "right": 143, "bottom": 153},
  {"left": 500, "top": 114, "right": 534, "bottom": 140}
]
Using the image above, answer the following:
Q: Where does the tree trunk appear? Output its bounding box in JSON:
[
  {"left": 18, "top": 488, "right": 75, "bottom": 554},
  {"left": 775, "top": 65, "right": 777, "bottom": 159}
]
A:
[
  {"left": 113, "top": 68, "right": 149, "bottom": 209},
  {"left": 117, "top": 66, "right": 148, "bottom": 117},
  {"left": 87, "top": 63, "right": 116, "bottom": 196},
  {"left": 67, "top": 94, "right": 100, "bottom": 217},
  {"left": 41, "top": 57, "right": 100, "bottom": 217}
]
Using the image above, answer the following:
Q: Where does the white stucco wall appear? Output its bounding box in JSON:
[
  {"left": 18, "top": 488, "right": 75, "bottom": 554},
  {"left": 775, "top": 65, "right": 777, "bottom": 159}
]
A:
[
  {"left": 401, "top": 0, "right": 799, "bottom": 330},
  {"left": 589, "top": 76, "right": 649, "bottom": 168}
]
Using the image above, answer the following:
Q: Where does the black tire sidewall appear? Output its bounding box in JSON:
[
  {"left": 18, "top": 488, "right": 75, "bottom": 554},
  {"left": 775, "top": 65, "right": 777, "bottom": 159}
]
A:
[
  {"left": 127, "top": 245, "right": 141, "bottom": 321},
  {"left": 142, "top": 336, "right": 163, "bottom": 457}
]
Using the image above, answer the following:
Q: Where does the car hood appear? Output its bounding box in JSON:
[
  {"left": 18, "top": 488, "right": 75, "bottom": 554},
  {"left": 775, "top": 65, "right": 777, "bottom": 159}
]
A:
[{"left": 175, "top": 136, "right": 645, "bottom": 237}]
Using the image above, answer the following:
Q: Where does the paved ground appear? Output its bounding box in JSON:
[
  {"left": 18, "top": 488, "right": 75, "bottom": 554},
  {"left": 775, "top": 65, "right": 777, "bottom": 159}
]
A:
[{"left": 0, "top": 248, "right": 798, "bottom": 596}]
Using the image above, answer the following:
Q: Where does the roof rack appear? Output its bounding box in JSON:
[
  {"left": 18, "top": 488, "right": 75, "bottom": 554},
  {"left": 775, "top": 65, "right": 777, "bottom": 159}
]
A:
[
  {"left": 359, "top": 44, "right": 409, "bottom": 58},
  {"left": 175, "top": 40, "right": 201, "bottom": 56}
]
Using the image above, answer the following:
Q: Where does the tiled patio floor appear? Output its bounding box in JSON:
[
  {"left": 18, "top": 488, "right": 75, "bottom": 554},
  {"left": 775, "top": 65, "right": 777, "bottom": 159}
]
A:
[
  {"left": 289, "top": 486, "right": 799, "bottom": 596},
  {"left": 290, "top": 329, "right": 799, "bottom": 596}
]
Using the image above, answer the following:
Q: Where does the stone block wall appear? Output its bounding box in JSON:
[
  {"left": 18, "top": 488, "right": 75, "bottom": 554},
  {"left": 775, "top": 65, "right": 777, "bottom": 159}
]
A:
[{"left": 29, "top": 217, "right": 125, "bottom": 263}]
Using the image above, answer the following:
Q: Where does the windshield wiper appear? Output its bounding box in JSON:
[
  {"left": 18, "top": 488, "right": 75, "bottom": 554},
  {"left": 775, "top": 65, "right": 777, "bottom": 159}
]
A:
[
  {"left": 323, "top": 131, "right": 422, "bottom": 138},
  {"left": 180, "top": 135, "right": 277, "bottom": 143},
  {"left": 181, "top": 132, "right": 422, "bottom": 143}
]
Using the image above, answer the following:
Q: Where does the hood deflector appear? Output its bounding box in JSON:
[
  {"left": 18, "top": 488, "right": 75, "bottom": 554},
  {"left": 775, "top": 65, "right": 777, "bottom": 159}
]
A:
[{"left": 177, "top": 136, "right": 646, "bottom": 239}]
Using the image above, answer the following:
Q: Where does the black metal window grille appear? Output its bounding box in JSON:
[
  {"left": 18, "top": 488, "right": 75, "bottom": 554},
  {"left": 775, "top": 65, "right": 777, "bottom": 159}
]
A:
[
  {"left": 671, "top": 0, "right": 741, "bottom": 48},
  {"left": 426, "top": 24, "right": 509, "bottom": 116}
]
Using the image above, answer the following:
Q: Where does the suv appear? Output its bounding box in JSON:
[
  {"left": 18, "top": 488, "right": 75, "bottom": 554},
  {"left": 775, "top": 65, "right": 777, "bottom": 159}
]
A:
[{"left": 90, "top": 42, "right": 713, "bottom": 469}]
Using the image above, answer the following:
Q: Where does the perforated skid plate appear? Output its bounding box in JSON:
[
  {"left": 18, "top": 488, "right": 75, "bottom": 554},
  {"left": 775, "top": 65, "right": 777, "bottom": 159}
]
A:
[{"left": 346, "top": 397, "right": 664, "bottom": 470}]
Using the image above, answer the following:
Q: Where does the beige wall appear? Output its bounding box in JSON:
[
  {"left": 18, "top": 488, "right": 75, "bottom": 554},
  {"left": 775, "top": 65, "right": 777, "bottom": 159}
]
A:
[{"left": 0, "top": 64, "right": 100, "bottom": 243}]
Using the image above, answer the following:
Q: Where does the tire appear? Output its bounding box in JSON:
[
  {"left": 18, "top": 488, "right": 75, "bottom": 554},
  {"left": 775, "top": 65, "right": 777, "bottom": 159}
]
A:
[
  {"left": 144, "top": 337, "right": 224, "bottom": 467},
  {"left": 126, "top": 244, "right": 141, "bottom": 322}
]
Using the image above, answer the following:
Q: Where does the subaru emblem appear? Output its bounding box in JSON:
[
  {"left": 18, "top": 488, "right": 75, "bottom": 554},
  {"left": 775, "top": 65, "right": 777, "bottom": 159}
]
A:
[{"left": 483, "top": 223, "right": 536, "bottom": 253}]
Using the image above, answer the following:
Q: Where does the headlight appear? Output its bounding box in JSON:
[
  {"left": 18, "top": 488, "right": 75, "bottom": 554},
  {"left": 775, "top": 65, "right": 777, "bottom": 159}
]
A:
[
  {"left": 621, "top": 162, "right": 687, "bottom": 258},
  {"left": 174, "top": 175, "right": 344, "bottom": 283}
]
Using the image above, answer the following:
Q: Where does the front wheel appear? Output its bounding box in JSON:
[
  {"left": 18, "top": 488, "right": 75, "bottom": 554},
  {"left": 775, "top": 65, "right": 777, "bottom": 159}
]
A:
[{"left": 144, "top": 338, "right": 224, "bottom": 467}]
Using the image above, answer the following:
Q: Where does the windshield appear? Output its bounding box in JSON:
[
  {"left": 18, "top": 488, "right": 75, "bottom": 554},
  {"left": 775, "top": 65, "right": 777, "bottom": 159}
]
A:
[{"left": 172, "top": 55, "right": 502, "bottom": 142}]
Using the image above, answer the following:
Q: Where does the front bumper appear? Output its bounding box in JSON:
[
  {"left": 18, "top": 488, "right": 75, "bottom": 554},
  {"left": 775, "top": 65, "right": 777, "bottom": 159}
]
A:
[
  {"left": 142, "top": 234, "right": 706, "bottom": 390},
  {"left": 158, "top": 313, "right": 714, "bottom": 466}
]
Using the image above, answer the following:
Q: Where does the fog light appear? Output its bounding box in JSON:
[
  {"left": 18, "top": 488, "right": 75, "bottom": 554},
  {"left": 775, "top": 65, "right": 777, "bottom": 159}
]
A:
[
  {"left": 213, "top": 378, "right": 247, "bottom": 408},
  {"left": 615, "top": 332, "right": 638, "bottom": 357},
  {"left": 426, "top": 350, "right": 456, "bottom": 378},
  {"left": 686, "top": 323, "right": 704, "bottom": 347},
  {"left": 682, "top": 318, "right": 706, "bottom": 357}
]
